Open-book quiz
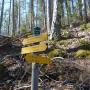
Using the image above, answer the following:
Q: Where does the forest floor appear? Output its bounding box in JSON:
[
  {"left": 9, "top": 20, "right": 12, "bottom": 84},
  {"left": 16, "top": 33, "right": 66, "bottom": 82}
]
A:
[{"left": 0, "top": 23, "right": 90, "bottom": 90}]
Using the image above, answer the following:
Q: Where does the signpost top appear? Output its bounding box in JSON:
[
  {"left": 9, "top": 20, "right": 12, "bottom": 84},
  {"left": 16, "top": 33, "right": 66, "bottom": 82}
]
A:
[{"left": 33, "top": 27, "right": 41, "bottom": 36}]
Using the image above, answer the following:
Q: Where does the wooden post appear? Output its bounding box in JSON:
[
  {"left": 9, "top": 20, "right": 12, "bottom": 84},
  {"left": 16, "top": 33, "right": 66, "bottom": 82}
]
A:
[
  {"left": 31, "top": 63, "right": 40, "bottom": 90},
  {"left": 31, "top": 27, "right": 41, "bottom": 90}
]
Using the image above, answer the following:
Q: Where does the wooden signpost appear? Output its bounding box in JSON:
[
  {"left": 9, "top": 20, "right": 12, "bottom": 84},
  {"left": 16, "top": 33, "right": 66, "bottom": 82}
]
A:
[
  {"left": 25, "top": 54, "right": 51, "bottom": 64},
  {"left": 21, "top": 27, "right": 51, "bottom": 90},
  {"left": 21, "top": 42, "right": 47, "bottom": 54},
  {"left": 22, "top": 32, "right": 48, "bottom": 45}
]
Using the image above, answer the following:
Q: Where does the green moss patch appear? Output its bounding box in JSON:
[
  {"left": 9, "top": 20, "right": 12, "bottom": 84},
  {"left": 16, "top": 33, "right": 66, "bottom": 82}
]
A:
[
  {"left": 79, "top": 40, "right": 90, "bottom": 50},
  {"left": 80, "top": 23, "right": 90, "bottom": 31},
  {"left": 75, "top": 49, "right": 90, "bottom": 58},
  {"left": 48, "top": 49, "right": 65, "bottom": 58}
]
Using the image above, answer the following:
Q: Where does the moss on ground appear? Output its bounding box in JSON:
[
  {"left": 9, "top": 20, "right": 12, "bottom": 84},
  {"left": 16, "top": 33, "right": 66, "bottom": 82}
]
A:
[
  {"left": 56, "top": 40, "right": 70, "bottom": 47},
  {"left": 86, "top": 23, "right": 90, "bottom": 28},
  {"left": 80, "top": 23, "right": 90, "bottom": 32},
  {"left": 48, "top": 49, "right": 65, "bottom": 58},
  {"left": 79, "top": 40, "right": 90, "bottom": 50},
  {"left": 75, "top": 49, "right": 90, "bottom": 58}
]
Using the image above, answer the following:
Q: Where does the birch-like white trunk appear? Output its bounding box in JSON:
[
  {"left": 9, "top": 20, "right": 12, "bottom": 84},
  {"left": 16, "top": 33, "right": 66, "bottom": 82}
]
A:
[
  {"left": 46, "top": 0, "right": 52, "bottom": 39},
  {"left": 35, "top": 0, "right": 38, "bottom": 26},
  {"left": 29, "top": 0, "right": 34, "bottom": 32},
  {"left": 50, "top": 0, "right": 58, "bottom": 40},
  {"left": 42, "top": 0, "right": 46, "bottom": 28}
]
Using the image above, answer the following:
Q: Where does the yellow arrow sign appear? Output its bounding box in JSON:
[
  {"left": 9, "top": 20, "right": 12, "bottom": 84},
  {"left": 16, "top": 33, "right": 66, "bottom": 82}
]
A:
[
  {"left": 24, "top": 54, "right": 51, "bottom": 64},
  {"left": 21, "top": 43, "right": 47, "bottom": 54},
  {"left": 22, "top": 32, "right": 48, "bottom": 45}
]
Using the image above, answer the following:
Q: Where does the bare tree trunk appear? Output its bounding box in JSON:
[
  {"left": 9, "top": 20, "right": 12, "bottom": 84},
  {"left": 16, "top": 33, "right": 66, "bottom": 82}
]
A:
[
  {"left": 35, "top": 0, "right": 38, "bottom": 26},
  {"left": 61, "top": 2, "right": 64, "bottom": 18},
  {"left": 8, "top": 0, "right": 11, "bottom": 35},
  {"left": 18, "top": 0, "right": 21, "bottom": 34},
  {"left": 88, "top": 0, "right": 90, "bottom": 9},
  {"left": 29, "top": 0, "right": 34, "bottom": 32},
  {"left": 42, "top": 0, "right": 46, "bottom": 29},
  {"left": 0, "top": 0, "right": 4, "bottom": 34},
  {"left": 12, "top": 0, "right": 19, "bottom": 36},
  {"left": 49, "top": 0, "right": 58, "bottom": 39},
  {"left": 12, "top": 0, "right": 17, "bottom": 36},
  {"left": 83, "top": 0, "right": 88, "bottom": 23},
  {"left": 65, "top": 0, "right": 70, "bottom": 25},
  {"left": 60, "top": 1, "right": 65, "bottom": 25},
  {"left": 71, "top": 0, "right": 74, "bottom": 14},
  {"left": 87, "top": 0, "right": 90, "bottom": 11},
  {"left": 46, "top": 0, "right": 52, "bottom": 39},
  {"left": 78, "top": 0, "right": 83, "bottom": 20}
]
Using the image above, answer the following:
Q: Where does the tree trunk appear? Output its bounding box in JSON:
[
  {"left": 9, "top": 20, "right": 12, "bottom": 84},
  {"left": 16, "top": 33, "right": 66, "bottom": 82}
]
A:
[
  {"left": 65, "top": 0, "right": 70, "bottom": 25},
  {"left": 12, "top": 0, "right": 15, "bottom": 36},
  {"left": 8, "top": 0, "right": 11, "bottom": 35},
  {"left": 42, "top": 0, "right": 46, "bottom": 28},
  {"left": 87, "top": 0, "right": 90, "bottom": 11},
  {"left": 71, "top": 0, "right": 74, "bottom": 14},
  {"left": 60, "top": 1, "right": 65, "bottom": 25},
  {"left": 78, "top": 0, "right": 83, "bottom": 20},
  {"left": 29, "top": 0, "right": 34, "bottom": 32},
  {"left": 12, "top": 0, "right": 19, "bottom": 36},
  {"left": 46, "top": 0, "right": 52, "bottom": 39},
  {"left": 61, "top": 2, "right": 64, "bottom": 18},
  {"left": 12, "top": 0, "right": 18, "bottom": 36},
  {"left": 18, "top": 0, "right": 21, "bottom": 34},
  {"left": 0, "top": 0, "right": 4, "bottom": 34},
  {"left": 88, "top": 0, "right": 90, "bottom": 9},
  {"left": 35, "top": 0, "right": 38, "bottom": 26},
  {"left": 83, "top": 0, "right": 88, "bottom": 22},
  {"left": 51, "top": 0, "right": 60, "bottom": 40}
]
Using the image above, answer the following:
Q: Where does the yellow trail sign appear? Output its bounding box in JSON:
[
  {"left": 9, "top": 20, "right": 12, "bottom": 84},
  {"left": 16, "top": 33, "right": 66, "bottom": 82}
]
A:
[
  {"left": 21, "top": 43, "right": 47, "bottom": 54},
  {"left": 22, "top": 32, "right": 48, "bottom": 45},
  {"left": 25, "top": 54, "right": 51, "bottom": 64}
]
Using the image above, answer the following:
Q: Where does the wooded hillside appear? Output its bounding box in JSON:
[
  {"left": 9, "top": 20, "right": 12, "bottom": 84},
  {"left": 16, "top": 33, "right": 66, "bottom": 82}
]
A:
[{"left": 0, "top": 0, "right": 90, "bottom": 90}]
